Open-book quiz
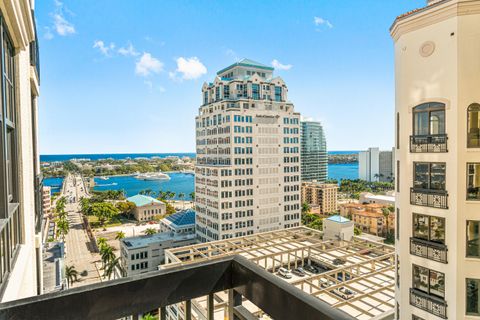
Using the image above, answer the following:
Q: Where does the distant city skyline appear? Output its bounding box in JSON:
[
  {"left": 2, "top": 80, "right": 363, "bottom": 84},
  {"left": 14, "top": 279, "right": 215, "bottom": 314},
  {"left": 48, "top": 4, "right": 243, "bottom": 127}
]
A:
[{"left": 36, "top": 0, "right": 424, "bottom": 154}]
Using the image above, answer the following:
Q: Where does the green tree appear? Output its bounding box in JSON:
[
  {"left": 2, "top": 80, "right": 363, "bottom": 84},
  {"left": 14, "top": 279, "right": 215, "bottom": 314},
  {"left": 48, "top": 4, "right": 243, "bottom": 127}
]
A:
[
  {"left": 89, "top": 202, "right": 119, "bottom": 228},
  {"left": 115, "top": 231, "right": 126, "bottom": 240},
  {"left": 100, "top": 245, "right": 115, "bottom": 269},
  {"left": 141, "top": 314, "right": 157, "bottom": 320},
  {"left": 189, "top": 192, "right": 195, "bottom": 201},
  {"left": 301, "top": 202, "right": 311, "bottom": 214},
  {"left": 104, "top": 257, "right": 123, "bottom": 280},
  {"left": 382, "top": 207, "right": 391, "bottom": 237},
  {"left": 56, "top": 217, "right": 70, "bottom": 242},
  {"left": 116, "top": 201, "right": 136, "bottom": 217},
  {"left": 97, "top": 237, "right": 108, "bottom": 251},
  {"left": 144, "top": 228, "right": 157, "bottom": 235},
  {"left": 65, "top": 265, "right": 78, "bottom": 287},
  {"left": 354, "top": 227, "right": 362, "bottom": 236}
]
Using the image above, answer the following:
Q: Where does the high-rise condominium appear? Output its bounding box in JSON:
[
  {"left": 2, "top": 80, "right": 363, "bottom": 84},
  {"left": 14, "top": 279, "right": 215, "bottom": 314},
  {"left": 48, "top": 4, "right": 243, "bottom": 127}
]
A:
[
  {"left": 0, "top": 1, "right": 42, "bottom": 301},
  {"left": 195, "top": 59, "right": 301, "bottom": 242},
  {"left": 300, "top": 120, "right": 327, "bottom": 182},
  {"left": 392, "top": 0, "right": 480, "bottom": 319},
  {"left": 358, "top": 147, "right": 395, "bottom": 182}
]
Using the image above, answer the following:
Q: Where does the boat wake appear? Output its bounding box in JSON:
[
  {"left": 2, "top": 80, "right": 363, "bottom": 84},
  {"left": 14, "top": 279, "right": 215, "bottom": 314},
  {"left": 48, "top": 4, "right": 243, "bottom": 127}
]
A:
[{"left": 96, "top": 183, "right": 118, "bottom": 187}]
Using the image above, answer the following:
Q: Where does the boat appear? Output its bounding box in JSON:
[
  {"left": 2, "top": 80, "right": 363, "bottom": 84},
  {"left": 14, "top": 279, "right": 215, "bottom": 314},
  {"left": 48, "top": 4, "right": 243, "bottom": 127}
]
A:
[
  {"left": 182, "top": 170, "right": 195, "bottom": 176},
  {"left": 98, "top": 176, "right": 109, "bottom": 180},
  {"left": 135, "top": 172, "right": 170, "bottom": 181}
]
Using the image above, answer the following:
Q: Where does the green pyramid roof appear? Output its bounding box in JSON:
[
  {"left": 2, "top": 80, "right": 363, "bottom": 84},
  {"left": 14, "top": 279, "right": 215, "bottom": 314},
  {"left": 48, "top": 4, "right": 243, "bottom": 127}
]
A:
[{"left": 217, "top": 58, "right": 274, "bottom": 75}]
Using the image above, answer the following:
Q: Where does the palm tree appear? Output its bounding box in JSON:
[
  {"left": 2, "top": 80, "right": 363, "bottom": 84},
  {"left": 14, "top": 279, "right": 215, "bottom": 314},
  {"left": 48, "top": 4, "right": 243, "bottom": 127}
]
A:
[
  {"left": 168, "top": 191, "right": 176, "bottom": 200},
  {"left": 178, "top": 192, "right": 185, "bottom": 210},
  {"left": 104, "top": 257, "right": 123, "bottom": 280},
  {"left": 115, "top": 231, "right": 125, "bottom": 240},
  {"left": 189, "top": 192, "right": 195, "bottom": 201},
  {"left": 144, "top": 228, "right": 157, "bottom": 235},
  {"left": 65, "top": 265, "right": 78, "bottom": 287},
  {"left": 381, "top": 207, "right": 391, "bottom": 237},
  {"left": 97, "top": 237, "right": 107, "bottom": 251},
  {"left": 56, "top": 217, "right": 70, "bottom": 242},
  {"left": 100, "top": 245, "right": 115, "bottom": 269},
  {"left": 301, "top": 202, "right": 311, "bottom": 214}
]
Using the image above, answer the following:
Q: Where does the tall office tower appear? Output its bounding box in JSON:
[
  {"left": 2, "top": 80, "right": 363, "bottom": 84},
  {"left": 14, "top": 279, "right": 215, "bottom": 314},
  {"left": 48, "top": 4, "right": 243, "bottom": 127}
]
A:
[
  {"left": 300, "top": 120, "right": 327, "bottom": 182},
  {"left": 0, "top": 1, "right": 42, "bottom": 301},
  {"left": 392, "top": 0, "right": 480, "bottom": 319},
  {"left": 195, "top": 59, "right": 301, "bottom": 242},
  {"left": 359, "top": 147, "right": 395, "bottom": 182}
]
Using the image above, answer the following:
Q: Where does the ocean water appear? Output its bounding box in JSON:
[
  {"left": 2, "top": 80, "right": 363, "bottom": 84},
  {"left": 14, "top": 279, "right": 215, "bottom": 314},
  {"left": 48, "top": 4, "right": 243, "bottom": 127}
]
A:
[
  {"left": 93, "top": 172, "right": 195, "bottom": 199},
  {"left": 42, "top": 152, "right": 359, "bottom": 196}
]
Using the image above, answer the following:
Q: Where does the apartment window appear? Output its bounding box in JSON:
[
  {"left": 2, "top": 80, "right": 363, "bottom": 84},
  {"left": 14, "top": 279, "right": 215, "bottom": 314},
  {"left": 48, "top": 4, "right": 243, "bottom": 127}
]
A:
[
  {"left": 252, "top": 84, "right": 259, "bottom": 100},
  {"left": 223, "top": 85, "right": 230, "bottom": 99},
  {"left": 396, "top": 112, "right": 400, "bottom": 149},
  {"left": 413, "top": 102, "right": 445, "bottom": 136},
  {"left": 412, "top": 265, "right": 445, "bottom": 298},
  {"left": 412, "top": 213, "right": 445, "bottom": 244},
  {"left": 467, "top": 103, "right": 480, "bottom": 148},
  {"left": 467, "top": 163, "right": 480, "bottom": 200},
  {"left": 413, "top": 162, "right": 445, "bottom": 190},
  {"left": 396, "top": 208, "right": 400, "bottom": 240},
  {"left": 396, "top": 161, "right": 400, "bottom": 192},
  {"left": 467, "top": 221, "right": 480, "bottom": 258},
  {"left": 274, "top": 86, "right": 282, "bottom": 102},
  {"left": 467, "top": 278, "right": 480, "bottom": 316}
]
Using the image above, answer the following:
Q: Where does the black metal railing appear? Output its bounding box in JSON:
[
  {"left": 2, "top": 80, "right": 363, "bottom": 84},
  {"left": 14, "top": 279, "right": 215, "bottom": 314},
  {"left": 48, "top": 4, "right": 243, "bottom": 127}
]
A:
[
  {"left": 410, "top": 134, "right": 448, "bottom": 153},
  {"left": 410, "top": 288, "right": 447, "bottom": 319},
  {"left": 0, "top": 255, "right": 355, "bottom": 320},
  {"left": 410, "top": 238, "right": 448, "bottom": 263},
  {"left": 410, "top": 188, "right": 448, "bottom": 209}
]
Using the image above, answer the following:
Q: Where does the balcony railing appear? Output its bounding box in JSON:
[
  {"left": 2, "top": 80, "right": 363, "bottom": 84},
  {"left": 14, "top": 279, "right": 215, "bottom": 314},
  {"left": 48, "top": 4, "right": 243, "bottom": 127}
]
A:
[
  {"left": 410, "top": 134, "right": 448, "bottom": 153},
  {"left": 410, "top": 288, "right": 447, "bottom": 319},
  {"left": 0, "top": 255, "right": 355, "bottom": 320},
  {"left": 410, "top": 237, "right": 448, "bottom": 263},
  {"left": 410, "top": 188, "right": 448, "bottom": 209}
]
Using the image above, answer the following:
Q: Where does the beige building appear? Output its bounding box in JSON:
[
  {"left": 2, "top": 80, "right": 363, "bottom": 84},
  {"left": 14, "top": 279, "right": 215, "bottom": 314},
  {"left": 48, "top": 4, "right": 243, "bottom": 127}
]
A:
[
  {"left": 0, "top": 0, "right": 42, "bottom": 302},
  {"left": 195, "top": 59, "right": 301, "bottom": 242},
  {"left": 126, "top": 195, "right": 166, "bottom": 221},
  {"left": 392, "top": 0, "right": 480, "bottom": 318},
  {"left": 301, "top": 182, "right": 338, "bottom": 215},
  {"left": 340, "top": 203, "right": 394, "bottom": 237},
  {"left": 42, "top": 186, "right": 52, "bottom": 217}
]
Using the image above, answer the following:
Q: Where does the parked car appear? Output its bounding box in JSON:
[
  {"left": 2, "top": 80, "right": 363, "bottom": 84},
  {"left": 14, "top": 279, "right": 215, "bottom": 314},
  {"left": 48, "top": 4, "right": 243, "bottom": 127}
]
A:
[
  {"left": 277, "top": 267, "right": 293, "bottom": 279},
  {"left": 292, "top": 267, "right": 306, "bottom": 277},
  {"left": 332, "top": 258, "right": 346, "bottom": 265},
  {"left": 333, "top": 287, "right": 355, "bottom": 300},
  {"left": 304, "top": 264, "right": 319, "bottom": 274},
  {"left": 320, "top": 279, "right": 335, "bottom": 288}
]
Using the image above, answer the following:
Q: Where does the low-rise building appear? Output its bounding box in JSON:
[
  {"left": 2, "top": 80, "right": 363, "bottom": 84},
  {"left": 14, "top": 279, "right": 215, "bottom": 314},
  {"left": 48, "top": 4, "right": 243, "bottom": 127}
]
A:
[
  {"left": 159, "top": 210, "right": 195, "bottom": 234},
  {"left": 359, "top": 192, "right": 395, "bottom": 206},
  {"left": 126, "top": 195, "right": 166, "bottom": 221},
  {"left": 42, "top": 186, "right": 52, "bottom": 217},
  {"left": 120, "top": 232, "right": 196, "bottom": 276},
  {"left": 340, "top": 203, "right": 394, "bottom": 236},
  {"left": 301, "top": 182, "right": 338, "bottom": 215},
  {"left": 322, "top": 215, "right": 354, "bottom": 241}
]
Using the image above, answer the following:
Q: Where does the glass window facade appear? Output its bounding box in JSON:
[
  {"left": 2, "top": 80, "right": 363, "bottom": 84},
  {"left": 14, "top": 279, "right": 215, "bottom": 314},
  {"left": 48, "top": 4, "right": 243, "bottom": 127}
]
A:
[
  {"left": 468, "top": 103, "right": 480, "bottom": 148},
  {"left": 467, "top": 163, "right": 480, "bottom": 200},
  {"left": 467, "top": 221, "right": 480, "bottom": 257},
  {"left": 413, "top": 162, "right": 445, "bottom": 190},
  {"left": 412, "top": 213, "right": 445, "bottom": 244},
  {"left": 413, "top": 102, "right": 445, "bottom": 136},
  {"left": 467, "top": 278, "right": 480, "bottom": 316},
  {"left": 412, "top": 265, "right": 445, "bottom": 298}
]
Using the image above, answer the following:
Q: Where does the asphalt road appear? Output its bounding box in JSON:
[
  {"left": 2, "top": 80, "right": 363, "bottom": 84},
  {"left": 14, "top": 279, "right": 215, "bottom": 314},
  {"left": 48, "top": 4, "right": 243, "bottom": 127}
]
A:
[{"left": 63, "top": 174, "right": 101, "bottom": 287}]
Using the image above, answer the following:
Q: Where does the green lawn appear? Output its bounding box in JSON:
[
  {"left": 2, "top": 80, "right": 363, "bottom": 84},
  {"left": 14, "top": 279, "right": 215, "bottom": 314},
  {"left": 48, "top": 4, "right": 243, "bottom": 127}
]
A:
[{"left": 87, "top": 215, "right": 124, "bottom": 229}]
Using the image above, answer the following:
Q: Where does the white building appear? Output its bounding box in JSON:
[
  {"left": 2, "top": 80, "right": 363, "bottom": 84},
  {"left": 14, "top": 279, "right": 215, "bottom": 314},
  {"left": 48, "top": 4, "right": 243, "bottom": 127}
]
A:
[
  {"left": 322, "top": 215, "right": 354, "bottom": 242},
  {"left": 0, "top": 0, "right": 42, "bottom": 302},
  {"left": 120, "top": 210, "right": 197, "bottom": 276},
  {"left": 195, "top": 59, "right": 301, "bottom": 242},
  {"left": 358, "top": 147, "right": 395, "bottom": 182},
  {"left": 359, "top": 192, "right": 395, "bottom": 206},
  {"left": 392, "top": 0, "right": 480, "bottom": 319}
]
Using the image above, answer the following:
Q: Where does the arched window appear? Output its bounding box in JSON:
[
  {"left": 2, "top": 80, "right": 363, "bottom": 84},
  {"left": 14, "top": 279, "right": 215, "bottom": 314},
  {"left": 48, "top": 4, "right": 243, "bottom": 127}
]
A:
[
  {"left": 413, "top": 102, "right": 445, "bottom": 136},
  {"left": 467, "top": 103, "right": 480, "bottom": 148}
]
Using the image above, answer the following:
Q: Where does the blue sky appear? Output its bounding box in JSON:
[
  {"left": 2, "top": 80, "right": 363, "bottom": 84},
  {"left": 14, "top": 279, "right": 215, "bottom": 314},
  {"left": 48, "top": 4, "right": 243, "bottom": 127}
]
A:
[{"left": 36, "top": 0, "right": 425, "bottom": 154}]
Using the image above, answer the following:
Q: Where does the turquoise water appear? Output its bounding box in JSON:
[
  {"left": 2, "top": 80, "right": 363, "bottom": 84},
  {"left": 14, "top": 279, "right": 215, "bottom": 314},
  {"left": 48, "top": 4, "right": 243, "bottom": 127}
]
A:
[
  {"left": 43, "top": 163, "right": 358, "bottom": 197},
  {"left": 93, "top": 172, "right": 195, "bottom": 199}
]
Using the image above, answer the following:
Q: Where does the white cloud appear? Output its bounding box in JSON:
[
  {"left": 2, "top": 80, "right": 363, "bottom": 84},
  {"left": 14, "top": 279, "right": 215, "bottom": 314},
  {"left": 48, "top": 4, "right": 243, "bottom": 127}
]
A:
[
  {"left": 118, "top": 43, "right": 139, "bottom": 57},
  {"left": 44, "top": 27, "right": 54, "bottom": 40},
  {"left": 135, "top": 53, "right": 164, "bottom": 76},
  {"left": 49, "top": 1, "right": 75, "bottom": 37},
  {"left": 93, "top": 40, "right": 115, "bottom": 57},
  {"left": 170, "top": 57, "right": 207, "bottom": 80},
  {"left": 271, "top": 59, "right": 292, "bottom": 71},
  {"left": 314, "top": 16, "right": 333, "bottom": 29}
]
